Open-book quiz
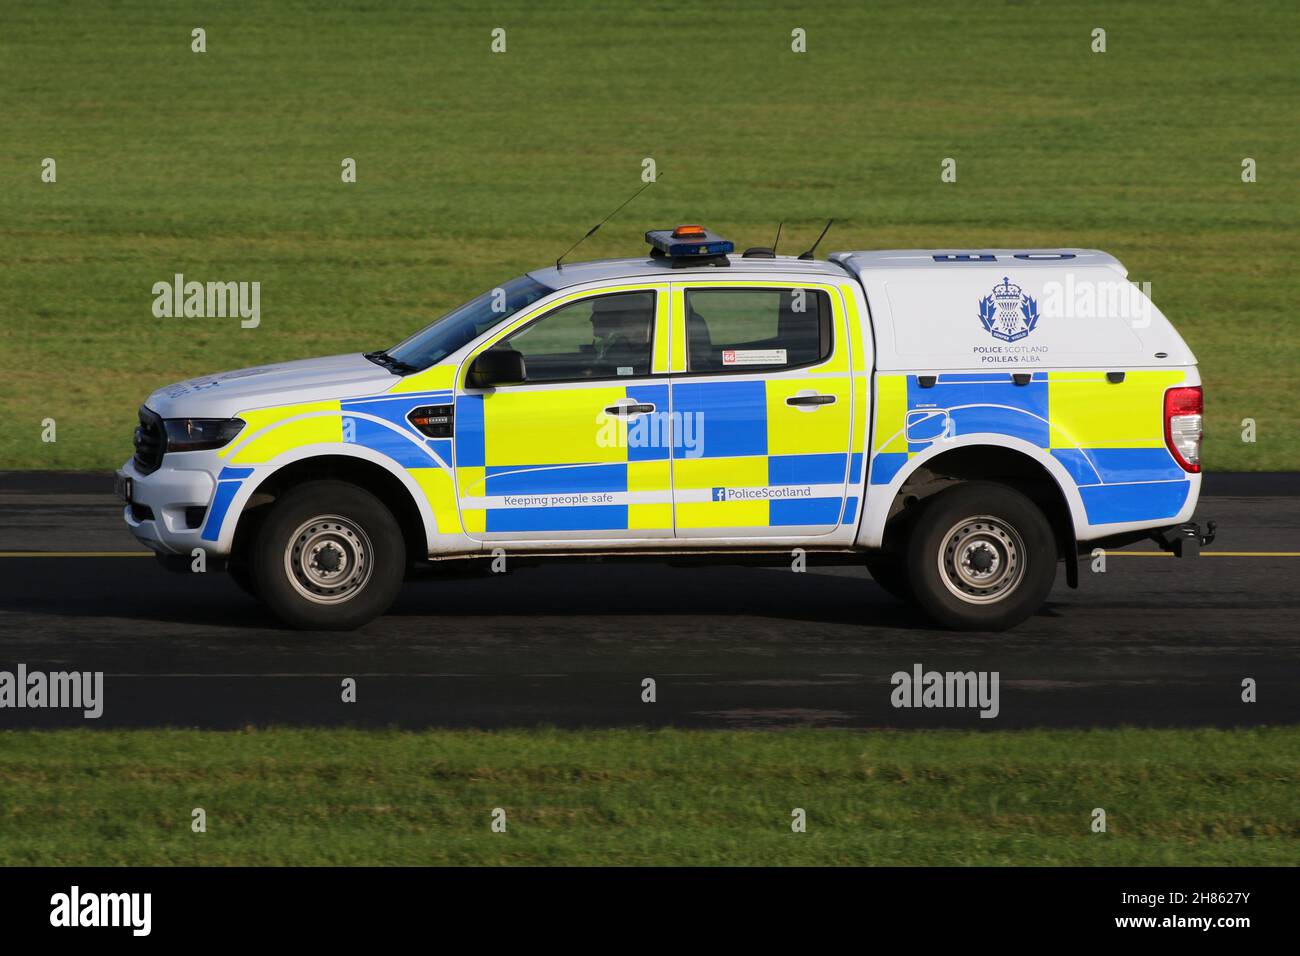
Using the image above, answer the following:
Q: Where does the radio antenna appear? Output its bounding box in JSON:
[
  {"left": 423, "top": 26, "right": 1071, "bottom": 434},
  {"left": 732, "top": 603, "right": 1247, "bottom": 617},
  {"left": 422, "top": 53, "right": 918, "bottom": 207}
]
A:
[
  {"left": 798, "top": 218, "right": 834, "bottom": 260},
  {"left": 771, "top": 220, "right": 784, "bottom": 256},
  {"left": 556, "top": 176, "right": 662, "bottom": 271}
]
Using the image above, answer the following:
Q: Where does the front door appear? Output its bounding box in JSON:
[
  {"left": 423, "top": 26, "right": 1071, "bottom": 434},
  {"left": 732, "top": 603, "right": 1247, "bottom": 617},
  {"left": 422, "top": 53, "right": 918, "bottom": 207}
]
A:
[
  {"left": 669, "top": 282, "right": 854, "bottom": 539},
  {"left": 453, "top": 285, "right": 675, "bottom": 542}
]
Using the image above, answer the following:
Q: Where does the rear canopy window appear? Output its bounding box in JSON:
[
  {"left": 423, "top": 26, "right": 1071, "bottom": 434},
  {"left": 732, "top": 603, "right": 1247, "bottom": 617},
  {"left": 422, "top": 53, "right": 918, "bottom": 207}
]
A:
[{"left": 684, "top": 288, "right": 831, "bottom": 372}]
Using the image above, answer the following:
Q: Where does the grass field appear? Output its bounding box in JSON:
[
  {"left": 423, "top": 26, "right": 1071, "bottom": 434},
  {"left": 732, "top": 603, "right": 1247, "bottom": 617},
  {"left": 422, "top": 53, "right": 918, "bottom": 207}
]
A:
[
  {"left": 0, "top": 727, "right": 1295, "bottom": 866},
  {"left": 1, "top": 0, "right": 1297, "bottom": 471}
]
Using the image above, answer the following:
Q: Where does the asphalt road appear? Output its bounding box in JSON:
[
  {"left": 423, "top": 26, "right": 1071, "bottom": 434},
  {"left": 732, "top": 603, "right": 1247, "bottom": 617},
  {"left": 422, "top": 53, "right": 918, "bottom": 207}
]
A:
[{"left": 0, "top": 473, "right": 1297, "bottom": 730}]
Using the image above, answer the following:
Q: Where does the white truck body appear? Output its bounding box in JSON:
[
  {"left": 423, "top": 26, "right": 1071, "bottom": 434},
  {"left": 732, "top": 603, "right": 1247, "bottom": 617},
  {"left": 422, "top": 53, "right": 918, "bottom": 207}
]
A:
[{"left": 119, "top": 240, "right": 1206, "bottom": 630}]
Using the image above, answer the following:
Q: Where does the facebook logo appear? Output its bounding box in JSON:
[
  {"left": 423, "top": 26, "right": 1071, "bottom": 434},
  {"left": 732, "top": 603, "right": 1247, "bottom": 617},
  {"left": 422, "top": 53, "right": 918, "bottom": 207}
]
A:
[{"left": 711, "top": 487, "right": 727, "bottom": 502}]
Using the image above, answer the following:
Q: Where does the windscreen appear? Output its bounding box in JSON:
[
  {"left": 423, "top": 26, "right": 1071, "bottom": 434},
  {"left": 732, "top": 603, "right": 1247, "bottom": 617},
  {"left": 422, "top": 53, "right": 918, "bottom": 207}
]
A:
[{"left": 386, "top": 275, "right": 555, "bottom": 371}]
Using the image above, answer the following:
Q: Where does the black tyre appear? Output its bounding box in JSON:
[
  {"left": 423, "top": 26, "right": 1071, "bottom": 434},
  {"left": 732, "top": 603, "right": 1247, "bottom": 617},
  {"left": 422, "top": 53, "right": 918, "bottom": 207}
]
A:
[
  {"left": 864, "top": 556, "right": 912, "bottom": 602},
  {"left": 228, "top": 559, "right": 261, "bottom": 601},
  {"left": 905, "top": 482, "right": 1057, "bottom": 631},
  {"left": 250, "top": 480, "right": 406, "bottom": 630}
]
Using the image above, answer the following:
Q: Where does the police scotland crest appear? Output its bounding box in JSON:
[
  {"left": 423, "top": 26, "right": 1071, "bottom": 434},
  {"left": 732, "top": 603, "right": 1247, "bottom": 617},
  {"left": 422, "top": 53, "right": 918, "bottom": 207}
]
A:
[{"left": 978, "top": 276, "right": 1040, "bottom": 342}]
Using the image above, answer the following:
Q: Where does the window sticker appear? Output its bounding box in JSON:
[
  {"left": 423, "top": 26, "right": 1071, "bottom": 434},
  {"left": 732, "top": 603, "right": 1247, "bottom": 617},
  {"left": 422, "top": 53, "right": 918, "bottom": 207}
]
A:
[{"left": 721, "top": 348, "right": 787, "bottom": 366}]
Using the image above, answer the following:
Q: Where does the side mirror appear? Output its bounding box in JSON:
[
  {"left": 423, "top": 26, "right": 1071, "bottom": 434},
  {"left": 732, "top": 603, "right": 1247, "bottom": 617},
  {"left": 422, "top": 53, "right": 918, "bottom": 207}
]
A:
[{"left": 467, "top": 348, "right": 526, "bottom": 389}]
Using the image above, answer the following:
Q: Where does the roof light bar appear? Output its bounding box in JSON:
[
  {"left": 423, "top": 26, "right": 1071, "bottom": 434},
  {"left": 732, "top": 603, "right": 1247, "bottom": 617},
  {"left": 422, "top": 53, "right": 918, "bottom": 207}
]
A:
[{"left": 645, "top": 225, "right": 734, "bottom": 263}]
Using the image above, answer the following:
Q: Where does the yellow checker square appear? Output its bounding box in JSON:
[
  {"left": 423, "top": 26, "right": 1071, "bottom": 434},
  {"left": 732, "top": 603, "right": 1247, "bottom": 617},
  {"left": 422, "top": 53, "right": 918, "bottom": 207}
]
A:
[
  {"left": 457, "top": 465, "right": 486, "bottom": 499},
  {"left": 483, "top": 387, "right": 629, "bottom": 466},
  {"left": 852, "top": 375, "right": 869, "bottom": 453},
  {"left": 1048, "top": 370, "right": 1183, "bottom": 450},
  {"left": 389, "top": 363, "right": 457, "bottom": 394},
  {"left": 628, "top": 504, "right": 672, "bottom": 530},
  {"left": 672, "top": 455, "right": 769, "bottom": 529},
  {"left": 226, "top": 401, "right": 342, "bottom": 464},
  {"left": 672, "top": 455, "right": 766, "bottom": 489},
  {"left": 627, "top": 459, "right": 670, "bottom": 492},
  {"left": 764, "top": 378, "right": 851, "bottom": 456},
  {"left": 461, "top": 509, "right": 486, "bottom": 534},
  {"left": 873, "top": 374, "right": 909, "bottom": 454},
  {"left": 409, "top": 466, "right": 461, "bottom": 534},
  {"left": 676, "top": 499, "right": 767, "bottom": 528},
  {"left": 627, "top": 461, "right": 671, "bottom": 528}
]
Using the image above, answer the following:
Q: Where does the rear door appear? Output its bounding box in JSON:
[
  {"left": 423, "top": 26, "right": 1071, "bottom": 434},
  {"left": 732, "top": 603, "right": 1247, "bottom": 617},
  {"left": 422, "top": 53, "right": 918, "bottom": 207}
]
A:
[{"left": 668, "top": 281, "right": 856, "bottom": 539}]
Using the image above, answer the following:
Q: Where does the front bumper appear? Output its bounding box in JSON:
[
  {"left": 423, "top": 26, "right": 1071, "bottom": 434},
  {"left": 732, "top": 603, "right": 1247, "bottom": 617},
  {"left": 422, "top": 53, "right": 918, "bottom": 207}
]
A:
[{"left": 117, "top": 457, "right": 220, "bottom": 555}]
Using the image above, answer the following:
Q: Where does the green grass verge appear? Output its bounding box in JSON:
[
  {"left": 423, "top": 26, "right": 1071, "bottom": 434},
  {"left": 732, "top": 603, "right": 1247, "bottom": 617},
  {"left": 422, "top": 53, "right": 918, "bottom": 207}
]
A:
[
  {"left": 1, "top": 727, "right": 1296, "bottom": 865},
  {"left": 2, "top": 1, "right": 1297, "bottom": 470}
]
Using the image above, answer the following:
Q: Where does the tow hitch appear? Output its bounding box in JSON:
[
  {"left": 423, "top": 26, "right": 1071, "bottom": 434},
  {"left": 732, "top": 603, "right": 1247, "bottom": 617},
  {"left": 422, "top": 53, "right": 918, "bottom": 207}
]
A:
[{"left": 1155, "top": 520, "right": 1217, "bottom": 558}]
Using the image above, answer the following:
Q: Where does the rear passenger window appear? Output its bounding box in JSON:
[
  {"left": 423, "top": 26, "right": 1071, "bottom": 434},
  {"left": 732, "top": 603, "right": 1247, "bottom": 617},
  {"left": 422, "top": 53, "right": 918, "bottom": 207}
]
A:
[{"left": 684, "top": 288, "right": 831, "bottom": 373}]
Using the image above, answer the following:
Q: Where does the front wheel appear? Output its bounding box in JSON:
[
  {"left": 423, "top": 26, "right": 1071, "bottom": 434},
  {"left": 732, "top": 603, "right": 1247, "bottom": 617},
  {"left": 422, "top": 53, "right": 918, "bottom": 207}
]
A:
[
  {"left": 228, "top": 559, "right": 261, "bottom": 601},
  {"left": 905, "top": 482, "right": 1057, "bottom": 631},
  {"left": 250, "top": 481, "right": 407, "bottom": 630}
]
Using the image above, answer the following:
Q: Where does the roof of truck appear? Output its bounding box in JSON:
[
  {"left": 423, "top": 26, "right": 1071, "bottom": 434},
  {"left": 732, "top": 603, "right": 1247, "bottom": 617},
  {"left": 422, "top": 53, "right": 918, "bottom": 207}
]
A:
[
  {"left": 529, "top": 248, "right": 1125, "bottom": 290},
  {"left": 831, "top": 248, "right": 1124, "bottom": 273},
  {"left": 528, "top": 254, "right": 848, "bottom": 290}
]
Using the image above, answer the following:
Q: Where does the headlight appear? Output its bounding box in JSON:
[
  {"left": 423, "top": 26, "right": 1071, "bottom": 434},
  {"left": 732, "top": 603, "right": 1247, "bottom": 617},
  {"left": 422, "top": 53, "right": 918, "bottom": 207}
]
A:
[{"left": 163, "top": 418, "right": 246, "bottom": 453}]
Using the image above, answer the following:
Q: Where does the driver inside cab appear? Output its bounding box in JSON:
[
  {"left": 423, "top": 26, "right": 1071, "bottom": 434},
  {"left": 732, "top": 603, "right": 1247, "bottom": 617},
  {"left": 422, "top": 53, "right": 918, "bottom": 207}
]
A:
[{"left": 588, "top": 295, "right": 653, "bottom": 377}]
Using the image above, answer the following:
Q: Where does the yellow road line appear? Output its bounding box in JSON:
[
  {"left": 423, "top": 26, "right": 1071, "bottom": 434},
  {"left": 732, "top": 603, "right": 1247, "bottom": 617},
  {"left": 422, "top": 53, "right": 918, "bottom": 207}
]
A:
[
  {"left": 1104, "top": 551, "right": 1300, "bottom": 557},
  {"left": 0, "top": 551, "right": 153, "bottom": 558}
]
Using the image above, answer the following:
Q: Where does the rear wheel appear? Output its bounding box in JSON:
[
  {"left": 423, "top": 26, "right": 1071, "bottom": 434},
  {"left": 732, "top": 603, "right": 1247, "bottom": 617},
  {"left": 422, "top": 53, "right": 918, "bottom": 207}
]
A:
[
  {"left": 250, "top": 480, "right": 406, "bottom": 630},
  {"left": 905, "top": 482, "right": 1057, "bottom": 631}
]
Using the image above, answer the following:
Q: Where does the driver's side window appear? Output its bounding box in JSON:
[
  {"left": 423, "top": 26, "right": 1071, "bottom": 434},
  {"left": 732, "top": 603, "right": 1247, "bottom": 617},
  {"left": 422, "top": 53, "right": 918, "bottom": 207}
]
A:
[{"left": 489, "top": 291, "right": 656, "bottom": 383}]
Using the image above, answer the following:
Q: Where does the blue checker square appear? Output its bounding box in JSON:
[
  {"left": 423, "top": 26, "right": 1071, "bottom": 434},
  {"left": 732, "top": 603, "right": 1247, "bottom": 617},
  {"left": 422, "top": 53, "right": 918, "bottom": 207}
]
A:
[
  {"left": 486, "top": 505, "right": 628, "bottom": 533},
  {"left": 771, "top": 496, "right": 842, "bottom": 526},
  {"left": 769, "top": 453, "right": 847, "bottom": 486},
  {"left": 671, "top": 381, "right": 767, "bottom": 459},
  {"left": 454, "top": 394, "right": 486, "bottom": 468}
]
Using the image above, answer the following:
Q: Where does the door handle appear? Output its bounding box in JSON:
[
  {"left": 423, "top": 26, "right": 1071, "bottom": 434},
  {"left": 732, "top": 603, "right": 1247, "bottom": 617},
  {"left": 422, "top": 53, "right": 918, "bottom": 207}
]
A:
[
  {"left": 786, "top": 394, "right": 836, "bottom": 407},
  {"left": 604, "top": 402, "right": 656, "bottom": 416}
]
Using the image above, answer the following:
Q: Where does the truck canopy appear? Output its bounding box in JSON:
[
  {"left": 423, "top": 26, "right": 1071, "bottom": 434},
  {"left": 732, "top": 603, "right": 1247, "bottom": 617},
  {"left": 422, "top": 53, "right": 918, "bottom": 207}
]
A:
[{"left": 829, "top": 249, "right": 1195, "bottom": 371}]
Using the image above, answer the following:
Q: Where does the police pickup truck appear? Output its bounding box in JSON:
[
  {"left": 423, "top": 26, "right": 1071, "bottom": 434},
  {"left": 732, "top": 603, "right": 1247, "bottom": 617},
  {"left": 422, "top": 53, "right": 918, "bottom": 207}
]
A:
[{"left": 119, "top": 225, "right": 1209, "bottom": 631}]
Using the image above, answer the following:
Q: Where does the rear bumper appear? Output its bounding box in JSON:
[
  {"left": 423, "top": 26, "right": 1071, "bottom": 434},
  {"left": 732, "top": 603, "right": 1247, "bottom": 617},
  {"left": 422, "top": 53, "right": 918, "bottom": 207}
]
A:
[{"left": 1080, "top": 518, "right": 1217, "bottom": 558}]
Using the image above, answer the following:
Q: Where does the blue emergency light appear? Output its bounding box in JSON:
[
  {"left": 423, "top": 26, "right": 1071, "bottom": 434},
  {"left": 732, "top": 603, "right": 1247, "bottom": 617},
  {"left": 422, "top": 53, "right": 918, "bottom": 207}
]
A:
[{"left": 645, "top": 224, "right": 734, "bottom": 262}]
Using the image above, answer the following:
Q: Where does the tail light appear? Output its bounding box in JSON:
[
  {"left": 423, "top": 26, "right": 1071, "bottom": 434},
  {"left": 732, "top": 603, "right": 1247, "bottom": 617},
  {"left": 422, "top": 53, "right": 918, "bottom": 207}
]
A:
[{"left": 1164, "top": 386, "right": 1203, "bottom": 473}]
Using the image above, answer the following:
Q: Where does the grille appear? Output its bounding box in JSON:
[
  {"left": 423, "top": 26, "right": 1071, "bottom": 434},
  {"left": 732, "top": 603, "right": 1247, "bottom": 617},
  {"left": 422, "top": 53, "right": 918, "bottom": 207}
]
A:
[{"left": 133, "top": 406, "right": 165, "bottom": 474}]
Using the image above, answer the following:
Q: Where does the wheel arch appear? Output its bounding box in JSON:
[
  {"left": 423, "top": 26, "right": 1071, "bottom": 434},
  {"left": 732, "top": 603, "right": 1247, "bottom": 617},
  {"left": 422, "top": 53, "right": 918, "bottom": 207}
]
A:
[
  {"left": 229, "top": 448, "right": 435, "bottom": 565},
  {"left": 864, "top": 438, "right": 1081, "bottom": 565}
]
